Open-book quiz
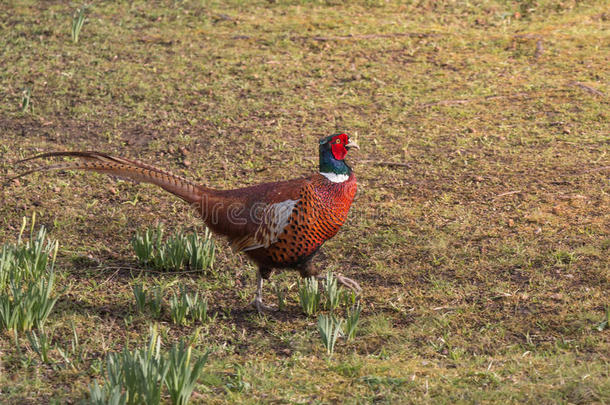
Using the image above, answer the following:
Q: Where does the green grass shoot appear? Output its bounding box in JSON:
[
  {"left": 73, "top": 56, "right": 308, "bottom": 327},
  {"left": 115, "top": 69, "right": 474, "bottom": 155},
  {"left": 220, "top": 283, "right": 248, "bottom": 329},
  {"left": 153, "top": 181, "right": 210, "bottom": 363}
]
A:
[
  {"left": 298, "top": 277, "right": 321, "bottom": 316},
  {"left": 323, "top": 271, "right": 342, "bottom": 311},
  {"left": 71, "top": 6, "right": 87, "bottom": 44},
  {"left": 132, "top": 226, "right": 215, "bottom": 272},
  {"left": 20, "top": 88, "right": 31, "bottom": 113},
  {"left": 317, "top": 314, "right": 343, "bottom": 357},
  {"left": 345, "top": 302, "right": 362, "bottom": 341}
]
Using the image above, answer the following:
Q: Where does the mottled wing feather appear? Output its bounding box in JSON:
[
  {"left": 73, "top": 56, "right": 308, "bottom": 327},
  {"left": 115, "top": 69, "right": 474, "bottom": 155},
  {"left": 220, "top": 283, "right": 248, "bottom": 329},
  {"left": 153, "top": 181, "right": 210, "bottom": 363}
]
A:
[{"left": 232, "top": 199, "right": 299, "bottom": 252}]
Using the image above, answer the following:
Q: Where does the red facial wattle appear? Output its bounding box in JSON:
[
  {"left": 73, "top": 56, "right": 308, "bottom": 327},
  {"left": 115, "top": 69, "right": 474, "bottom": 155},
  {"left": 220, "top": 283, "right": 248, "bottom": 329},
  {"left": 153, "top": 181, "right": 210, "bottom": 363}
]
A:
[{"left": 331, "top": 134, "right": 349, "bottom": 160}]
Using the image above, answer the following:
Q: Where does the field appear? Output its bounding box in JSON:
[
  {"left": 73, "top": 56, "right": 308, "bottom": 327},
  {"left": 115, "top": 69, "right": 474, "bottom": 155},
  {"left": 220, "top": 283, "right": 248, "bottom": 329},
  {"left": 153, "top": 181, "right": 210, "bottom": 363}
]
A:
[{"left": 0, "top": 0, "right": 608, "bottom": 403}]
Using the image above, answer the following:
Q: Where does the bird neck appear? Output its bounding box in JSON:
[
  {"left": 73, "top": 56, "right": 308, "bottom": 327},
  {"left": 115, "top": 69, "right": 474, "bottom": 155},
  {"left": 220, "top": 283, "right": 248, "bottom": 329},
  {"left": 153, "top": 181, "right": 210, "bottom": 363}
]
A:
[{"left": 319, "top": 148, "right": 351, "bottom": 181}]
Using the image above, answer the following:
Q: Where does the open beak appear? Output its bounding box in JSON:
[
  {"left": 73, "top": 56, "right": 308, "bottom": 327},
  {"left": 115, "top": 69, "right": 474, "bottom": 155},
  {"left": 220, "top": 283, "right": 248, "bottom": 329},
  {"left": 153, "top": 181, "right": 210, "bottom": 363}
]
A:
[{"left": 346, "top": 140, "right": 360, "bottom": 151}]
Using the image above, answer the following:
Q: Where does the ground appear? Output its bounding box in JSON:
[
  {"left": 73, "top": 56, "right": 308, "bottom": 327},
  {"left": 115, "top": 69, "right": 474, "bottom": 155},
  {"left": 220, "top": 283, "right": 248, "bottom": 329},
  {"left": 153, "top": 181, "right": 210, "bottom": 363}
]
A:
[{"left": 0, "top": 0, "right": 608, "bottom": 403}]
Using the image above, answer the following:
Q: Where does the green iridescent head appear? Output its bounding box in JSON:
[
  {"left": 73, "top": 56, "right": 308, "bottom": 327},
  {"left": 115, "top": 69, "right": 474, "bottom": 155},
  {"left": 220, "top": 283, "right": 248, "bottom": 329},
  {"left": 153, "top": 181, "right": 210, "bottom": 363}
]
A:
[{"left": 318, "top": 133, "right": 359, "bottom": 175}]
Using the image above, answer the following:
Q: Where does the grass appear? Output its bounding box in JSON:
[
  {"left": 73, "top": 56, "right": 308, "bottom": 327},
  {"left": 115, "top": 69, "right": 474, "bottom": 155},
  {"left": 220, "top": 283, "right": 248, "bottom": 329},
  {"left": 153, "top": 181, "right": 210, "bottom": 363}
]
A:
[
  {"left": 71, "top": 5, "right": 87, "bottom": 44},
  {"left": 323, "top": 270, "right": 342, "bottom": 311},
  {"left": 0, "top": 216, "right": 60, "bottom": 333},
  {"left": 345, "top": 302, "right": 362, "bottom": 341},
  {"left": 165, "top": 340, "right": 209, "bottom": 405},
  {"left": 132, "top": 225, "right": 215, "bottom": 273},
  {"left": 298, "top": 277, "right": 321, "bottom": 316},
  {"left": 170, "top": 286, "right": 214, "bottom": 326},
  {"left": 0, "top": 0, "right": 608, "bottom": 403},
  {"left": 317, "top": 314, "right": 344, "bottom": 357},
  {"left": 89, "top": 326, "right": 208, "bottom": 405},
  {"left": 94, "top": 326, "right": 168, "bottom": 405},
  {"left": 20, "top": 87, "right": 31, "bottom": 114}
]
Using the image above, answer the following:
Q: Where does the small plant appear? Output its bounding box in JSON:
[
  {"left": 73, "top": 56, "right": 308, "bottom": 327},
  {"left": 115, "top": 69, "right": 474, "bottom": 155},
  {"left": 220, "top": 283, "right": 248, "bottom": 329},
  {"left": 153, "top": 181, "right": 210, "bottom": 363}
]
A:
[
  {"left": 164, "top": 341, "right": 209, "bottom": 405},
  {"left": 0, "top": 271, "right": 59, "bottom": 332},
  {"left": 104, "top": 327, "right": 169, "bottom": 405},
  {"left": 0, "top": 214, "right": 59, "bottom": 289},
  {"left": 88, "top": 382, "right": 126, "bottom": 405},
  {"left": 159, "top": 234, "right": 188, "bottom": 270},
  {"left": 131, "top": 283, "right": 163, "bottom": 317},
  {"left": 71, "top": 5, "right": 87, "bottom": 44},
  {"left": 88, "top": 327, "right": 209, "bottom": 405},
  {"left": 298, "top": 277, "right": 321, "bottom": 316},
  {"left": 148, "top": 286, "right": 164, "bottom": 318},
  {"left": 317, "top": 314, "right": 343, "bottom": 356},
  {"left": 131, "top": 225, "right": 163, "bottom": 265},
  {"left": 345, "top": 303, "right": 362, "bottom": 341},
  {"left": 132, "top": 225, "right": 163, "bottom": 266},
  {"left": 21, "top": 87, "right": 31, "bottom": 113},
  {"left": 132, "top": 284, "right": 147, "bottom": 312},
  {"left": 185, "top": 230, "right": 215, "bottom": 271},
  {"left": 56, "top": 321, "right": 87, "bottom": 370},
  {"left": 554, "top": 249, "right": 575, "bottom": 266},
  {"left": 0, "top": 215, "right": 60, "bottom": 333},
  {"left": 27, "top": 329, "right": 53, "bottom": 364},
  {"left": 274, "top": 282, "right": 286, "bottom": 311},
  {"left": 170, "top": 289, "right": 189, "bottom": 326},
  {"left": 189, "top": 295, "right": 213, "bottom": 324},
  {"left": 170, "top": 287, "right": 214, "bottom": 325},
  {"left": 132, "top": 226, "right": 215, "bottom": 272},
  {"left": 323, "top": 271, "right": 342, "bottom": 311},
  {"left": 225, "top": 364, "right": 251, "bottom": 393}
]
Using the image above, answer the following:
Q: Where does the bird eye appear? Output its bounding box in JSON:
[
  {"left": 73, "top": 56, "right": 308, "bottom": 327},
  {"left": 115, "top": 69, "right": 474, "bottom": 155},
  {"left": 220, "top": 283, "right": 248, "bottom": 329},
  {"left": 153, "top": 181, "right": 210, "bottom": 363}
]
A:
[{"left": 335, "top": 139, "right": 341, "bottom": 144}]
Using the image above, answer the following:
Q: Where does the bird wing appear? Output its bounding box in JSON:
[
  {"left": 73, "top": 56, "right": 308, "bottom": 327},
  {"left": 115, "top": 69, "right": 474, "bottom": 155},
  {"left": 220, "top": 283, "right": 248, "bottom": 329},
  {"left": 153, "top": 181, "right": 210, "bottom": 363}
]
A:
[
  {"left": 229, "top": 180, "right": 312, "bottom": 252},
  {"left": 232, "top": 199, "right": 299, "bottom": 252}
]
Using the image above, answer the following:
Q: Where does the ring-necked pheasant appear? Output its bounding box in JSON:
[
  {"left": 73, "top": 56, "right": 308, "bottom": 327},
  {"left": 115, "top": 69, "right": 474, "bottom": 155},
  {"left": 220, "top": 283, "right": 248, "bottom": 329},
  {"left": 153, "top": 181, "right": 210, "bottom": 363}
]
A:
[{"left": 9, "top": 133, "right": 360, "bottom": 312}]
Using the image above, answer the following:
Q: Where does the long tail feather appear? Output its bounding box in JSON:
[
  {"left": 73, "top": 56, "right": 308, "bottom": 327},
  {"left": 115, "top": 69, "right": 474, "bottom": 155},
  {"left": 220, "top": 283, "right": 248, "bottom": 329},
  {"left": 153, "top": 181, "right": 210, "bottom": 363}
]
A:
[{"left": 8, "top": 151, "right": 204, "bottom": 204}]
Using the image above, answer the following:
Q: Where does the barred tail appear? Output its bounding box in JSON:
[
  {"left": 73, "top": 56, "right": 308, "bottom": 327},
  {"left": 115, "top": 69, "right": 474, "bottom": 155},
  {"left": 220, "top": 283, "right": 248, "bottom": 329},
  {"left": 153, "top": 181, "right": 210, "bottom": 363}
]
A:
[{"left": 9, "top": 151, "right": 204, "bottom": 204}]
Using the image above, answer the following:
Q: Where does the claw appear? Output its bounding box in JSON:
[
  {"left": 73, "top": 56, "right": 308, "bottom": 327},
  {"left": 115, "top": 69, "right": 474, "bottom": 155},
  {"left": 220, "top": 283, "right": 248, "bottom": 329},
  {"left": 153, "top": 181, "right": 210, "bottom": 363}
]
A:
[
  {"left": 335, "top": 274, "right": 362, "bottom": 293},
  {"left": 249, "top": 296, "right": 276, "bottom": 313},
  {"left": 317, "top": 272, "right": 362, "bottom": 293}
]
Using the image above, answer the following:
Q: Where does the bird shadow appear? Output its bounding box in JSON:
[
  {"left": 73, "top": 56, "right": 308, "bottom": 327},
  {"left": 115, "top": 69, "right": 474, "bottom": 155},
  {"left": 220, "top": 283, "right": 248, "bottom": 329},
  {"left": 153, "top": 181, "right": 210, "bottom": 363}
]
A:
[{"left": 55, "top": 260, "right": 302, "bottom": 330}]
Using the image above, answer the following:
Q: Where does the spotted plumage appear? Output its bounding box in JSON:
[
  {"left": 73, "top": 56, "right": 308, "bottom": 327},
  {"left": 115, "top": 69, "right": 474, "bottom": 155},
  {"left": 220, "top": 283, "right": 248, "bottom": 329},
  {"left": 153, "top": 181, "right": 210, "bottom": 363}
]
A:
[
  {"left": 261, "top": 173, "right": 357, "bottom": 269},
  {"left": 9, "top": 133, "right": 360, "bottom": 312}
]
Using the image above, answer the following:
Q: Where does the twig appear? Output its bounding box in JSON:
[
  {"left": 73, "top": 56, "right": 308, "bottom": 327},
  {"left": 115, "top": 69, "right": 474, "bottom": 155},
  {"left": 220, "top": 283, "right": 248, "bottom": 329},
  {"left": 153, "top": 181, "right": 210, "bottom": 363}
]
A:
[
  {"left": 99, "top": 268, "right": 121, "bottom": 287},
  {"left": 420, "top": 98, "right": 468, "bottom": 107},
  {"left": 494, "top": 190, "right": 522, "bottom": 199},
  {"left": 291, "top": 32, "right": 438, "bottom": 42},
  {"left": 569, "top": 81, "right": 605, "bottom": 97},
  {"left": 76, "top": 265, "right": 210, "bottom": 275}
]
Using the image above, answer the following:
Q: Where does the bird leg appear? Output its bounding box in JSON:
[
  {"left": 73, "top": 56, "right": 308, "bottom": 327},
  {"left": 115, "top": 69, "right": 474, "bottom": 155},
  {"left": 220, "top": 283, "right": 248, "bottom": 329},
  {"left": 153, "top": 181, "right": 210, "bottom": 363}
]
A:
[
  {"left": 304, "top": 260, "right": 362, "bottom": 294},
  {"left": 316, "top": 273, "right": 362, "bottom": 293},
  {"left": 336, "top": 274, "right": 362, "bottom": 293},
  {"left": 249, "top": 270, "right": 276, "bottom": 313}
]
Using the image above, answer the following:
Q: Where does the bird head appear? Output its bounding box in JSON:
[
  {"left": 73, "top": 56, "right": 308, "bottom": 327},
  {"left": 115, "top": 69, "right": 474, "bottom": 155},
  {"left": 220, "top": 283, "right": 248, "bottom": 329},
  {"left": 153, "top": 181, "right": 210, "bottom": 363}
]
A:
[
  {"left": 319, "top": 133, "right": 359, "bottom": 160},
  {"left": 318, "top": 133, "right": 359, "bottom": 176}
]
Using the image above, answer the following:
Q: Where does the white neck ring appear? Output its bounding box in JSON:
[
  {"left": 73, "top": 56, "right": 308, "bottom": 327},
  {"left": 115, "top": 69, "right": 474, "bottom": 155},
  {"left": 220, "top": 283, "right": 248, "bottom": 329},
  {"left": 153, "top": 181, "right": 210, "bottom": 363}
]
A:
[{"left": 320, "top": 172, "right": 349, "bottom": 183}]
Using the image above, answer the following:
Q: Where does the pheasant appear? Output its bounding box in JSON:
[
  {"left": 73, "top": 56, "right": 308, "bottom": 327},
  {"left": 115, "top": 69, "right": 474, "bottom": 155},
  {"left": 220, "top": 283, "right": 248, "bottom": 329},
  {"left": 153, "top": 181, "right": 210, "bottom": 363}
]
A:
[{"left": 9, "top": 133, "right": 360, "bottom": 312}]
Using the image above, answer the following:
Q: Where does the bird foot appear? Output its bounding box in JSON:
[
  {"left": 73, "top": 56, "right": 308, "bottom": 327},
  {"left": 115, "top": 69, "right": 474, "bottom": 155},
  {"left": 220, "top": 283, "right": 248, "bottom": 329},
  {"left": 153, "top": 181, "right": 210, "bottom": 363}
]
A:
[
  {"left": 249, "top": 296, "right": 276, "bottom": 314},
  {"left": 335, "top": 274, "right": 362, "bottom": 293}
]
